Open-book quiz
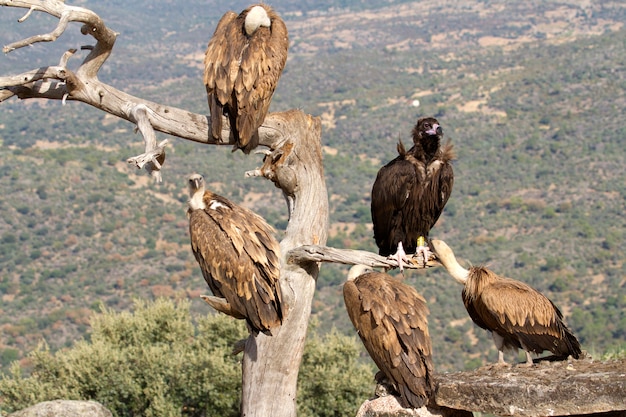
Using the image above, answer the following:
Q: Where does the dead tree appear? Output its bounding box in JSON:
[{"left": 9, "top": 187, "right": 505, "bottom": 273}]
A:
[{"left": 0, "top": 1, "right": 416, "bottom": 416}]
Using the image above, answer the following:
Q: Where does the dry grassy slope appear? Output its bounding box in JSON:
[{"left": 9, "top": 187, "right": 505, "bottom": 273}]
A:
[
  {"left": 289, "top": 0, "right": 626, "bottom": 245},
  {"left": 0, "top": 0, "right": 625, "bottom": 373},
  {"left": 289, "top": 1, "right": 615, "bottom": 51},
  {"left": 285, "top": 0, "right": 622, "bottom": 123}
]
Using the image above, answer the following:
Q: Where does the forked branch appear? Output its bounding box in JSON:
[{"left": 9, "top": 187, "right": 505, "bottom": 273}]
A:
[
  {"left": 0, "top": 0, "right": 292, "bottom": 180},
  {"left": 1, "top": 0, "right": 116, "bottom": 76}
]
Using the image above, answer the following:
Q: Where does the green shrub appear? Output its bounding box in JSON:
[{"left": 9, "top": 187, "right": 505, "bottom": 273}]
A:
[
  {"left": 0, "top": 300, "right": 375, "bottom": 417},
  {"left": 0, "top": 299, "right": 245, "bottom": 417},
  {"left": 297, "top": 328, "right": 374, "bottom": 417}
]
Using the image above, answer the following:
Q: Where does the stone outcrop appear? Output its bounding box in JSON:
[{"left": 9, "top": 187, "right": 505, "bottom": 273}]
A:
[
  {"left": 359, "top": 356, "right": 626, "bottom": 417},
  {"left": 7, "top": 400, "right": 112, "bottom": 417},
  {"left": 356, "top": 395, "right": 472, "bottom": 417}
]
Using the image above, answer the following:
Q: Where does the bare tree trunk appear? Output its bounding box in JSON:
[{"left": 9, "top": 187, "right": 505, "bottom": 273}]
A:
[{"left": 242, "top": 110, "right": 328, "bottom": 417}]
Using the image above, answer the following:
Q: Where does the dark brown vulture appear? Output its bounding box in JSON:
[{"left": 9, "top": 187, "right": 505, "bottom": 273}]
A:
[
  {"left": 430, "top": 239, "right": 582, "bottom": 366},
  {"left": 203, "top": 4, "right": 289, "bottom": 154},
  {"left": 371, "top": 117, "right": 454, "bottom": 270},
  {"left": 343, "top": 265, "right": 435, "bottom": 408},
  {"left": 187, "top": 173, "right": 283, "bottom": 335}
]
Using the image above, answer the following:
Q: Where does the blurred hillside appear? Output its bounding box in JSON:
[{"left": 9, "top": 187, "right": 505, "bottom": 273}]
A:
[{"left": 0, "top": 0, "right": 625, "bottom": 373}]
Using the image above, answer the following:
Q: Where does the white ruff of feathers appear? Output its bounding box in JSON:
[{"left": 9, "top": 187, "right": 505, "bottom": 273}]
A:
[{"left": 245, "top": 6, "right": 271, "bottom": 35}]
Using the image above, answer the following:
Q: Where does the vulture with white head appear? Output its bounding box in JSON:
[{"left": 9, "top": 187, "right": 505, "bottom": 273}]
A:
[
  {"left": 187, "top": 173, "right": 283, "bottom": 335},
  {"left": 204, "top": 4, "right": 289, "bottom": 153},
  {"left": 430, "top": 239, "right": 582, "bottom": 365},
  {"left": 343, "top": 265, "right": 434, "bottom": 408}
]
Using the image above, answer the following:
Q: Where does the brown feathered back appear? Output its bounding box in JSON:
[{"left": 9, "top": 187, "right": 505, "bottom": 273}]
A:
[
  {"left": 464, "top": 266, "right": 581, "bottom": 358},
  {"left": 343, "top": 268, "right": 434, "bottom": 408},
  {"left": 204, "top": 4, "right": 289, "bottom": 153},
  {"left": 188, "top": 187, "right": 283, "bottom": 335}
]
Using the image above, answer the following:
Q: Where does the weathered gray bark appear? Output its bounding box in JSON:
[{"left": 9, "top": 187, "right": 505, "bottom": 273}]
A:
[
  {"left": 0, "top": 2, "right": 328, "bottom": 417},
  {"left": 241, "top": 110, "right": 329, "bottom": 417},
  {"left": 3, "top": 4, "right": 626, "bottom": 417},
  {"left": 287, "top": 244, "right": 436, "bottom": 270}
]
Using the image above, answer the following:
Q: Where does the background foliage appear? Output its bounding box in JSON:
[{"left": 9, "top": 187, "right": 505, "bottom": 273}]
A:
[
  {"left": 0, "top": 0, "right": 625, "bottom": 412},
  {"left": 0, "top": 299, "right": 374, "bottom": 417}
]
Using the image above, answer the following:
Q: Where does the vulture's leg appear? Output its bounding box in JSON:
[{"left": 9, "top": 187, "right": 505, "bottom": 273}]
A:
[
  {"left": 232, "top": 338, "right": 247, "bottom": 355},
  {"left": 523, "top": 350, "right": 534, "bottom": 366},
  {"left": 492, "top": 333, "right": 509, "bottom": 366},
  {"left": 413, "top": 236, "right": 432, "bottom": 266},
  {"left": 373, "top": 370, "right": 395, "bottom": 398},
  {"left": 520, "top": 342, "right": 534, "bottom": 366},
  {"left": 387, "top": 241, "right": 409, "bottom": 272},
  {"left": 415, "top": 246, "right": 431, "bottom": 266}
]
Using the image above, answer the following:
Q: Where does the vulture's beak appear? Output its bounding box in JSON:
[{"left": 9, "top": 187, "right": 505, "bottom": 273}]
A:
[{"left": 426, "top": 124, "right": 442, "bottom": 136}]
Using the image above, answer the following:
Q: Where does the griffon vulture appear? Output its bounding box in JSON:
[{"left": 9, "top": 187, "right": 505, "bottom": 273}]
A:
[
  {"left": 371, "top": 117, "right": 454, "bottom": 270},
  {"left": 187, "top": 173, "right": 283, "bottom": 335},
  {"left": 343, "top": 265, "right": 435, "bottom": 408},
  {"left": 430, "top": 239, "right": 582, "bottom": 365},
  {"left": 204, "top": 4, "right": 289, "bottom": 154}
]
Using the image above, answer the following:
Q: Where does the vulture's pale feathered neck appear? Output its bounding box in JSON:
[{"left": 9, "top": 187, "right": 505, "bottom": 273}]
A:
[
  {"left": 430, "top": 239, "right": 469, "bottom": 285},
  {"left": 347, "top": 264, "right": 374, "bottom": 281},
  {"left": 187, "top": 174, "right": 207, "bottom": 211},
  {"left": 245, "top": 6, "right": 271, "bottom": 35}
]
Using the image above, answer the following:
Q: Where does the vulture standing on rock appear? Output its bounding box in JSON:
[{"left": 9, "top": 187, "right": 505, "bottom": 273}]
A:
[
  {"left": 203, "top": 4, "right": 289, "bottom": 154},
  {"left": 430, "top": 239, "right": 582, "bottom": 366},
  {"left": 187, "top": 173, "right": 283, "bottom": 335},
  {"left": 371, "top": 117, "right": 454, "bottom": 270},
  {"left": 343, "top": 265, "right": 435, "bottom": 408}
]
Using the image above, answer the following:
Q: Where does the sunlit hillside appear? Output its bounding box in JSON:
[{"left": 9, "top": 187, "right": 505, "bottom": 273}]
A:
[{"left": 0, "top": 0, "right": 625, "bottom": 373}]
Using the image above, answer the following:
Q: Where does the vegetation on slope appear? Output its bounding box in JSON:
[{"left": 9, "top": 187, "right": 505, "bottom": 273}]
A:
[
  {"left": 0, "top": 299, "right": 373, "bottom": 417},
  {"left": 0, "top": 0, "right": 624, "bottom": 384}
]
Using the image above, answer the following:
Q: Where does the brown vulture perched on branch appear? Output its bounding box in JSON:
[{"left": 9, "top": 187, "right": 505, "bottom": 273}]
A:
[
  {"left": 187, "top": 173, "right": 283, "bottom": 335},
  {"left": 371, "top": 117, "right": 454, "bottom": 270},
  {"left": 203, "top": 4, "right": 289, "bottom": 154},
  {"left": 430, "top": 239, "right": 582, "bottom": 366},
  {"left": 343, "top": 265, "right": 435, "bottom": 408}
]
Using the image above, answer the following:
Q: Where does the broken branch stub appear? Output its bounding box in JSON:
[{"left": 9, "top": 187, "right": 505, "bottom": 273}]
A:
[{"left": 127, "top": 105, "right": 168, "bottom": 182}]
